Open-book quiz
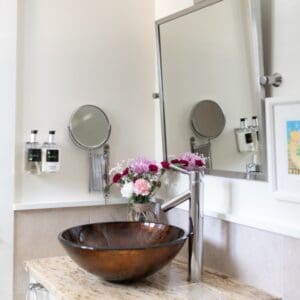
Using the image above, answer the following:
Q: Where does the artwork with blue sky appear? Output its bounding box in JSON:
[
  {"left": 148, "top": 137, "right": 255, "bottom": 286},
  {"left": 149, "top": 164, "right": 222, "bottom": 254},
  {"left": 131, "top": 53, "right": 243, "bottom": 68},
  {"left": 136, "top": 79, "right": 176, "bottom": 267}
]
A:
[{"left": 287, "top": 120, "right": 300, "bottom": 175}]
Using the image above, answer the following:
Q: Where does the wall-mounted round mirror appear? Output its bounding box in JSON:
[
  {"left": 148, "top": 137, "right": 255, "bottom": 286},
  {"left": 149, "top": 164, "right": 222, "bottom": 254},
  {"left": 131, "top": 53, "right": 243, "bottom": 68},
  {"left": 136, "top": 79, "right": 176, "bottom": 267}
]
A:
[
  {"left": 69, "top": 105, "right": 111, "bottom": 197},
  {"left": 69, "top": 105, "right": 111, "bottom": 150},
  {"left": 191, "top": 100, "right": 226, "bottom": 140}
]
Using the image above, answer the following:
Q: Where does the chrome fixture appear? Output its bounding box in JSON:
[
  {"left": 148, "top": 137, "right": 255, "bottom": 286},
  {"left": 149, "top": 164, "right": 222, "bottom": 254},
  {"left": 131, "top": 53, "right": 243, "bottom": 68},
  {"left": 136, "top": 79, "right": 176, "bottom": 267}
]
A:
[
  {"left": 246, "top": 153, "right": 260, "bottom": 175},
  {"left": 152, "top": 92, "right": 160, "bottom": 99},
  {"left": 68, "top": 105, "right": 111, "bottom": 201},
  {"left": 189, "top": 100, "right": 226, "bottom": 169},
  {"left": 26, "top": 283, "right": 48, "bottom": 300},
  {"left": 160, "top": 164, "right": 205, "bottom": 283},
  {"left": 260, "top": 73, "right": 283, "bottom": 87}
]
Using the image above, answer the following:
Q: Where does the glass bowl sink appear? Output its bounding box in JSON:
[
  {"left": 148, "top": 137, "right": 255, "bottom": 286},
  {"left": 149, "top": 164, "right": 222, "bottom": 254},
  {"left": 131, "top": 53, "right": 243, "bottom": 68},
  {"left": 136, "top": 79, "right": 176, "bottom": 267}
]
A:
[{"left": 58, "top": 221, "right": 188, "bottom": 282}]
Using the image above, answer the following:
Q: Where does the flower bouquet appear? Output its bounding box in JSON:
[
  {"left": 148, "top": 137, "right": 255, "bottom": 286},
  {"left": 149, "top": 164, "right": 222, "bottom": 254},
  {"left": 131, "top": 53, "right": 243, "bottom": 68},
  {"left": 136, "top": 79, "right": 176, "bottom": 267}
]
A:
[
  {"left": 110, "top": 153, "right": 205, "bottom": 222},
  {"left": 170, "top": 152, "right": 205, "bottom": 171},
  {"left": 110, "top": 157, "right": 170, "bottom": 221}
]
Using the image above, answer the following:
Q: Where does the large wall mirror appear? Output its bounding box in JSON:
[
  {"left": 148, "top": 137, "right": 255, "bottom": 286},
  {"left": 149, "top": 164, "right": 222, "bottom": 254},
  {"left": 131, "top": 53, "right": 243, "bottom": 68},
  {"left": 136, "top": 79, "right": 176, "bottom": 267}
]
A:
[{"left": 156, "top": 0, "right": 267, "bottom": 181}]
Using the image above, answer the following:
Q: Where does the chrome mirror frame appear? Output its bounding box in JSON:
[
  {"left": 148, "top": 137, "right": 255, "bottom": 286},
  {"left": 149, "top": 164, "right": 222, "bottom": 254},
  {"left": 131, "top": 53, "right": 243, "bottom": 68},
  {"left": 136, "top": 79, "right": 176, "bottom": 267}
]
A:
[
  {"left": 68, "top": 104, "right": 112, "bottom": 197},
  {"left": 155, "top": 0, "right": 268, "bottom": 181},
  {"left": 68, "top": 104, "right": 111, "bottom": 151}
]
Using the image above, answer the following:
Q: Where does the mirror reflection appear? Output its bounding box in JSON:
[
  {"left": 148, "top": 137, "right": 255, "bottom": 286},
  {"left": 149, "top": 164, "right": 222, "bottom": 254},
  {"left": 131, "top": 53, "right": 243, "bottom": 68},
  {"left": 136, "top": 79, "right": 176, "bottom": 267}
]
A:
[
  {"left": 69, "top": 105, "right": 111, "bottom": 150},
  {"left": 159, "top": 0, "right": 264, "bottom": 176}
]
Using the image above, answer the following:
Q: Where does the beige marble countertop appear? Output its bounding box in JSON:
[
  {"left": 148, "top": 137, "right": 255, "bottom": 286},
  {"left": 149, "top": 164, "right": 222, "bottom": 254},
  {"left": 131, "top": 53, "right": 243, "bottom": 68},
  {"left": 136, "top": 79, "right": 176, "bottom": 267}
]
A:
[{"left": 25, "top": 256, "right": 279, "bottom": 300}]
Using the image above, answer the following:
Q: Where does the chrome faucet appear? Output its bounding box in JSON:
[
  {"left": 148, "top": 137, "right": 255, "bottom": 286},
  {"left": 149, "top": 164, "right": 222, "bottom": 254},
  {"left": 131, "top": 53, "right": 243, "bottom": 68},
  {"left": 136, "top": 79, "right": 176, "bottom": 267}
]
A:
[
  {"left": 246, "top": 153, "right": 260, "bottom": 179},
  {"left": 160, "top": 164, "right": 205, "bottom": 282}
]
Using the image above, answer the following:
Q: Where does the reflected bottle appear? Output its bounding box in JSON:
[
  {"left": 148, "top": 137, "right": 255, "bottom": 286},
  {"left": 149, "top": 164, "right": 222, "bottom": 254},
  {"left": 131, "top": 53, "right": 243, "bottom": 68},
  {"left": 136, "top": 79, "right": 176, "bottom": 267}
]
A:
[
  {"left": 25, "top": 130, "right": 42, "bottom": 175},
  {"left": 251, "top": 116, "right": 259, "bottom": 151},
  {"left": 235, "top": 118, "right": 255, "bottom": 152},
  {"left": 42, "top": 131, "right": 60, "bottom": 173}
]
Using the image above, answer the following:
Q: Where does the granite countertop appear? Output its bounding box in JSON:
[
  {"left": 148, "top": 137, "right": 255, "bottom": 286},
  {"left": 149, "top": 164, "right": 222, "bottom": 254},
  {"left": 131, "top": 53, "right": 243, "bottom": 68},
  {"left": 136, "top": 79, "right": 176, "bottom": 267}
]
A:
[{"left": 25, "top": 256, "right": 279, "bottom": 300}]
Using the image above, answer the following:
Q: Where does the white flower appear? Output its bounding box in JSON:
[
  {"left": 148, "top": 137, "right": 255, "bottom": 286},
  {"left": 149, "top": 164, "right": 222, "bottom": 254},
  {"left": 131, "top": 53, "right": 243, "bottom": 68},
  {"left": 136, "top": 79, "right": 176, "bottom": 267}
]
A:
[{"left": 121, "top": 182, "right": 134, "bottom": 198}]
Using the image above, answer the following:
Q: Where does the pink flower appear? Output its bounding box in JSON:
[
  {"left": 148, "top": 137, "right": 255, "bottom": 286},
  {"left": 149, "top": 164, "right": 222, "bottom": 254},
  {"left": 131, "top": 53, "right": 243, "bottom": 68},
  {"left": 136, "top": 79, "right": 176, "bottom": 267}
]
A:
[
  {"left": 161, "top": 161, "right": 170, "bottom": 169},
  {"left": 149, "top": 164, "right": 159, "bottom": 172},
  {"left": 129, "top": 157, "right": 156, "bottom": 174},
  {"left": 179, "top": 159, "right": 189, "bottom": 167},
  {"left": 134, "top": 179, "right": 151, "bottom": 196},
  {"left": 113, "top": 173, "right": 122, "bottom": 183},
  {"left": 122, "top": 168, "right": 129, "bottom": 176},
  {"left": 171, "top": 159, "right": 180, "bottom": 164},
  {"left": 195, "top": 160, "right": 204, "bottom": 167},
  {"left": 177, "top": 152, "right": 206, "bottom": 171}
]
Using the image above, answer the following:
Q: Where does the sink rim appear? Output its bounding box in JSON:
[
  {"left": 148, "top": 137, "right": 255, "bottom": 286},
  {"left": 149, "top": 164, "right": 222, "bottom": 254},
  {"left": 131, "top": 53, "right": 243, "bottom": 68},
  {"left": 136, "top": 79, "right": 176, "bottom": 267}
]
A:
[{"left": 58, "top": 221, "right": 189, "bottom": 251}]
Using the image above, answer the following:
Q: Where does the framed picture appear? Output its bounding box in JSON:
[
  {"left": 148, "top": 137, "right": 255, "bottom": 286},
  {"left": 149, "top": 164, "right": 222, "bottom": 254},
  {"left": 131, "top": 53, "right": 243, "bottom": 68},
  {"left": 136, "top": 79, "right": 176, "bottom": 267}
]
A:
[{"left": 266, "top": 98, "right": 300, "bottom": 203}]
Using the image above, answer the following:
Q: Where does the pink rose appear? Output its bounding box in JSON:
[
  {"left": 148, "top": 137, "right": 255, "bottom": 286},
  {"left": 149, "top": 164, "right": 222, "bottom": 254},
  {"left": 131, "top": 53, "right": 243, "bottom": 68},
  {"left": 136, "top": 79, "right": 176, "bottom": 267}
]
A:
[{"left": 134, "top": 179, "right": 151, "bottom": 196}]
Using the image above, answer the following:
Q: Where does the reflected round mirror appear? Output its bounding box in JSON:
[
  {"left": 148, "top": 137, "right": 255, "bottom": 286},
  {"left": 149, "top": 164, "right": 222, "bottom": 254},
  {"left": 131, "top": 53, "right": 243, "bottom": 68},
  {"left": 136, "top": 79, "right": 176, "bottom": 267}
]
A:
[
  {"left": 69, "top": 105, "right": 111, "bottom": 150},
  {"left": 191, "top": 100, "right": 226, "bottom": 140}
]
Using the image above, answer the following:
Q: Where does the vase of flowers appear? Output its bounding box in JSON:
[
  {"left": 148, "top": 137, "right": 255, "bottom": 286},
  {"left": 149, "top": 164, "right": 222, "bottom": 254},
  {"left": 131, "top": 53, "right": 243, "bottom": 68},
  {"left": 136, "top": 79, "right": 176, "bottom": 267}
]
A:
[
  {"left": 170, "top": 152, "right": 206, "bottom": 170},
  {"left": 110, "top": 157, "right": 170, "bottom": 222}
]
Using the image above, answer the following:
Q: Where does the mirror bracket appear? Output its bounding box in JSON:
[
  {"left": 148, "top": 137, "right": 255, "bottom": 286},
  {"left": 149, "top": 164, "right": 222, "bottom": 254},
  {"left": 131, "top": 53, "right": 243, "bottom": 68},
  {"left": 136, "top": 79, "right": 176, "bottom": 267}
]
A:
[
  {"left": 260, "top": 73, "right": 282, "bottom": 87},
  {"left": 103, "top": 144, "right": 110, "bottom": 202},
  {"left": 152, "top": 92, "right": 160, "bottom": 99},
  {"left": 68, "top": 105, "right": 111, "bottom": 201},
  {"left": 88, "top": 144, "right": 110, "bottom": 203}
]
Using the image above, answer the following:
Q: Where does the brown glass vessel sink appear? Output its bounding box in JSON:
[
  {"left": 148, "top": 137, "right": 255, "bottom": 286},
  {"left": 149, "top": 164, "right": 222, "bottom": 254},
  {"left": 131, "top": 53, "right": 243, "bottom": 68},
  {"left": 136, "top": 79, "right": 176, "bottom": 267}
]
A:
[{"left": 58, "top": 222, "right": 188, "bottom": 282}]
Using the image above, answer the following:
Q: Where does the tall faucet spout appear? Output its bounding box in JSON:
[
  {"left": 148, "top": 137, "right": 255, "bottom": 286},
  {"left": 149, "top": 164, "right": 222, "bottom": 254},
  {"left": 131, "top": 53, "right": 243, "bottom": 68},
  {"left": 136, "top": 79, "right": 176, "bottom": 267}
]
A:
[
  {"left": 158, "top": 168, "right": 205, "bottom": 283},
  {"left": 160, "top": 191, "right": 191, "bottom": 212},
  {"left": 189, "top": 170, "right": 204, "bottom": 282}
]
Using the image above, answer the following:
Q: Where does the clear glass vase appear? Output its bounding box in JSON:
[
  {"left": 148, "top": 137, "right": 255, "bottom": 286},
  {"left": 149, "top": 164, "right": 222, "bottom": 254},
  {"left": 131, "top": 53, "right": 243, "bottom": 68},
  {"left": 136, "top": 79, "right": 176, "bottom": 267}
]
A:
[{"left": 128, "top": 202, "right": 159, "bottom": 222}]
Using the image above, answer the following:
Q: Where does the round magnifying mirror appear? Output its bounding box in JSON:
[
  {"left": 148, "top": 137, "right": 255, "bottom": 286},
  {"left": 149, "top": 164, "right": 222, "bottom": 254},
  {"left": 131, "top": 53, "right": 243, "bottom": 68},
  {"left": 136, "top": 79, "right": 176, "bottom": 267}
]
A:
[
  {"left": 191, "top": 100, "right": 226, "bottom": 139},
  {"left": 69, "top": 105, "right": 111, "bottom": 150}
]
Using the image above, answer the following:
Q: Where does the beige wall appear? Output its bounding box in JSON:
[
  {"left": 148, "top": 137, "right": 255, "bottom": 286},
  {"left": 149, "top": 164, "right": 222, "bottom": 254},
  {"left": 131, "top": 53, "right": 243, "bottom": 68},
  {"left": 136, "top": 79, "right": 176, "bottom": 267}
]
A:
[{"left": 16, "top": 0, "right": 155, "bottom": 206}]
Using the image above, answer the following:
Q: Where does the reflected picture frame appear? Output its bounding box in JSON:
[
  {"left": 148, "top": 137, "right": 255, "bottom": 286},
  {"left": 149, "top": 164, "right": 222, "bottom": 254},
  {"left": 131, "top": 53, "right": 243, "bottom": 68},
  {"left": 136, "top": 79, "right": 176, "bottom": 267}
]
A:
[{"left": 266, "top": 98, "right": 300, "bottom": 203}]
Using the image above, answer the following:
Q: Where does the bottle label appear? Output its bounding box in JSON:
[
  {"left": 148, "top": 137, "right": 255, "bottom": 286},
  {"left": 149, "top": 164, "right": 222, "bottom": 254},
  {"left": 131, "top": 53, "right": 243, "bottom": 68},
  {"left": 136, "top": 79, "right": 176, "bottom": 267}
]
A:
[
  {"left": 28, "top": 149, "right": 42, "bottom": 162},
  {"left": 46, "top": 150, "right": 59, "bottom": 162},
  {"left": 245, "top": 133, "right": 253, "bottom": 144}
]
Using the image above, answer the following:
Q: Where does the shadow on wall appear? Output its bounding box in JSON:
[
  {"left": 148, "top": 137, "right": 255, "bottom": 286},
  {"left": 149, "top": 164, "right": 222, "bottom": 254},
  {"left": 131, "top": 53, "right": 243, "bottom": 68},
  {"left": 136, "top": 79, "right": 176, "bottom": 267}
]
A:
[{"left": 166, "top": 208, "right": 238, "bottom": 277}]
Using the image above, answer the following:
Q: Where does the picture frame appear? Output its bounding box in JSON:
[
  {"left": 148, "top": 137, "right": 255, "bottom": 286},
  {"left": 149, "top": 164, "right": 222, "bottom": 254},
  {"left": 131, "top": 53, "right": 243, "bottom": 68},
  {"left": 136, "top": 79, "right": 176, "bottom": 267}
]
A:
[{"left": 266, "top": 98, "right": 300, "bottom": 203}]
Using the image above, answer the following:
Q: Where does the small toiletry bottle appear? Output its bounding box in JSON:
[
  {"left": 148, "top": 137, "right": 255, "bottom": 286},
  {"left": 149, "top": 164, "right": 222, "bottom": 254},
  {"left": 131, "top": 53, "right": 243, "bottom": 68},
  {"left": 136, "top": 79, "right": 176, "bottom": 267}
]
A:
[
  {"left": 235, "top": 118, "right": 255, "bottom": 152},
  {"left": 252, "top": 116, "right": 259, "bottom": 139},
  {"left": 42, "top": 131, "right": 60, "bottom": 173},
  {"left": 251, "top": 116, "right": 259, "bottom": 151},
  {"left": 25, "top": 130, "right": 42, "bottom": 174}
]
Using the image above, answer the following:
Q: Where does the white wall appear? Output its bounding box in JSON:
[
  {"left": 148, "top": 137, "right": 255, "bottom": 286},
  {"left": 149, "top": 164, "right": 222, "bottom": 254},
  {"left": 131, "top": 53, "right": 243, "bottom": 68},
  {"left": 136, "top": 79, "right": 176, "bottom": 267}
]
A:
[
  {"left": 15, "top": 0, "right": 155, "bottom": 206},
  {"left": 155, "top": 0, "right": 193, "bottom": 20},
  {"left": 0, "top": 0, "right": 17, "bottom": 298},
  {"left": 271, "top": 0, "right": 300, "bottom": 98},
  {"left": 156, "top": 0, "right": 300, "bottom": 238}
]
